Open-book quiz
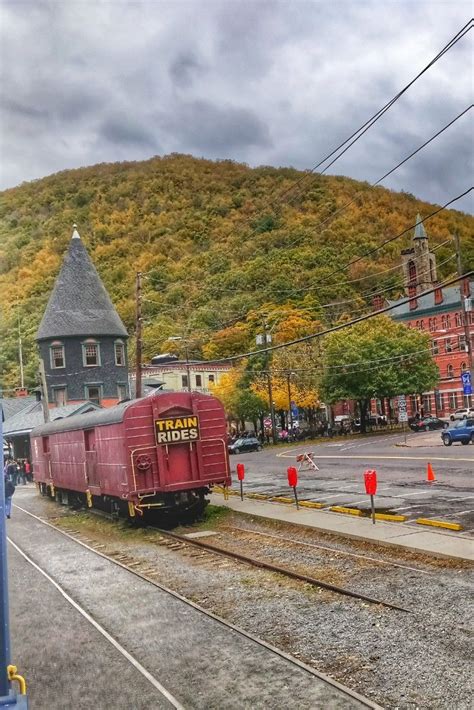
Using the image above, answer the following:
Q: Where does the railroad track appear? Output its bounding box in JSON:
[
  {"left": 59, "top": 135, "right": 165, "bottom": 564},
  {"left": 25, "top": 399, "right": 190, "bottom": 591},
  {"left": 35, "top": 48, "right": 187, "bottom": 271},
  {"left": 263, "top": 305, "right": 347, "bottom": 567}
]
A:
[
  {"left": 151, "top": 527, "right": 411, "bottom": 613},
  {"left": 220, "top": 524, "right": 432, "bottom": 575},
  {"left": 12, "top": 503, "right": 383, "bottom": 709}
]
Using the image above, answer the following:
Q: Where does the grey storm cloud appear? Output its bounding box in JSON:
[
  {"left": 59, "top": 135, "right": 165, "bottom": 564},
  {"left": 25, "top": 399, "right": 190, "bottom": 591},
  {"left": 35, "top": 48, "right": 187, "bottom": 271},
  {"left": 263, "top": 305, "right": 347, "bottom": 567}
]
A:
[{"left": 0, "top": 0, "right": 472, "bottom": 213}]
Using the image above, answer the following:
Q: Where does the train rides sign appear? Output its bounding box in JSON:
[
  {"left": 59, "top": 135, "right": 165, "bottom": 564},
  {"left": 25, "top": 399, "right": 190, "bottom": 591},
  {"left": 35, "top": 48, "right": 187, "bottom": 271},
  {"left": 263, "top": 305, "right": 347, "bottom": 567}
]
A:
[{"left": 155, "top": 416, "right": 200, "bottom": 444}]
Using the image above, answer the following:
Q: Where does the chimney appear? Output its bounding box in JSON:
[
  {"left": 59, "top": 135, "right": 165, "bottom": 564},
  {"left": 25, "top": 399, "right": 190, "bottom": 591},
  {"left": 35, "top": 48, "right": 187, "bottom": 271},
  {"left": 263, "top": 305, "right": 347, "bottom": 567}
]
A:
[
  {"left": 434, "top": 284, "right": 443, "bottom": 305},
  {"left": 462, "top": 278, "right": 471, "bottom": 298},
  {"left": 372, "top": 294, "right": 384, "bottom": 311}
]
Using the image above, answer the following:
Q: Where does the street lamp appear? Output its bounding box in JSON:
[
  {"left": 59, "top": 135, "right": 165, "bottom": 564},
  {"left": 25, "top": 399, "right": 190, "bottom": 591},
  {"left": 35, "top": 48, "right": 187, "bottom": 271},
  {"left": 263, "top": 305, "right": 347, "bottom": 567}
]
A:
[{"left": 168, "top": 336, "right": 191, "bottom": 392}]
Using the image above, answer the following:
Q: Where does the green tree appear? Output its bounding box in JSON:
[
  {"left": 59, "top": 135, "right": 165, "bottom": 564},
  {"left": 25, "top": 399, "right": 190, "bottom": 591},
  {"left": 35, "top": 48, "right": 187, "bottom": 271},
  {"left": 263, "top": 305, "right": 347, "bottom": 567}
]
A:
[{"left": 321, "top": 316, "right": 439, "bottom": 432}]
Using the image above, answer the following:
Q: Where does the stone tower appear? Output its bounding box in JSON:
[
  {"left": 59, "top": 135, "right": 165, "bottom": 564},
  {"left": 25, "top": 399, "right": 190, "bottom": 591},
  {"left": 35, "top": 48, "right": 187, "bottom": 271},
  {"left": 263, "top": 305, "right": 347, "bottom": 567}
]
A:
[
  {"left": 36, "top": 225, "right": 129, "bottom": 408},
  {"left": 401, "top": 214, "right": 437, "bottom": 296}
]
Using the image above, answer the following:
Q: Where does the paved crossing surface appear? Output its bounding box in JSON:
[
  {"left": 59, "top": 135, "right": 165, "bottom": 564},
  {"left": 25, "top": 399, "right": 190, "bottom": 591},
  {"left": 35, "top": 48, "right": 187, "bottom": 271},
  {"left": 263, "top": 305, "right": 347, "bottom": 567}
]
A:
[{"left": 229, "top": 432, "right": 474, "bottom": 532}]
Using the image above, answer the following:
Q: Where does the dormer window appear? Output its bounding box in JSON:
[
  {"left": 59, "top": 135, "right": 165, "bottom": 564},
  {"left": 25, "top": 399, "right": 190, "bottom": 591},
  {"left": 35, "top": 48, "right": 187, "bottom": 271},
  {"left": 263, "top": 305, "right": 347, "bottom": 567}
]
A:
[
  {"left": 83, "top": 340, "right": 100, "bottom": 367},
  {"left": 50, "top": 342, "right": 65, "bottom": 369},
  {"left": 115, "top": 340, "right": 125, "bottom": 366}
]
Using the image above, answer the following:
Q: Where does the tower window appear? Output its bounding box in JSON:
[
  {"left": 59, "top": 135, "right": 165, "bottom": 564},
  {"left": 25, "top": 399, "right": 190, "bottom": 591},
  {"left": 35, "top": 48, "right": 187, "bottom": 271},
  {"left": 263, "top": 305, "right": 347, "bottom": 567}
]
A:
[
  {"left": 83, "top": 341, "right": 100, "bottom": 367},
  {"left": 85, "top": 385, "right": 102, "bottom": 405},
  {"left": 115, "top": 341, "right": 125, "bottom": 366},
  {"left": 50, "top": 343, "right": 65, "bottom": 369},
  {"left": 52, "top": 387, "right": 67, "bottom": 406},
  {"left": 408, "top": 260, "right": 417, "bottom": 283}
]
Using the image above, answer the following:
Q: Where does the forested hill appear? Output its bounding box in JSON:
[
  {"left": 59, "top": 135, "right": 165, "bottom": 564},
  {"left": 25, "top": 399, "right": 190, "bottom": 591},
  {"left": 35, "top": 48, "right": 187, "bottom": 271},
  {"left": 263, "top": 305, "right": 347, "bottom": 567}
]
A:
[{"left": 0, "top": 153, "right": 473, "bottom": 389}]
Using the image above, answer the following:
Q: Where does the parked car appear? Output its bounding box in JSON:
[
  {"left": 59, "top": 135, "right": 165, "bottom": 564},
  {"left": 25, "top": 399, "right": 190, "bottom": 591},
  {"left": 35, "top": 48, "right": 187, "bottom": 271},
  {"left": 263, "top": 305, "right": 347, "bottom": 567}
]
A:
[
  {"left": 441, "top": 418, "right": 474, "bottom": 446},
  {"left": 409, "top": 416, "right": 447, "bottom": 432},
  {"left": 228, "top": 437, "right": 263, "bottom": 454},
  {"left": 450, "top": 407, "right": 474, "bottom": 421}
]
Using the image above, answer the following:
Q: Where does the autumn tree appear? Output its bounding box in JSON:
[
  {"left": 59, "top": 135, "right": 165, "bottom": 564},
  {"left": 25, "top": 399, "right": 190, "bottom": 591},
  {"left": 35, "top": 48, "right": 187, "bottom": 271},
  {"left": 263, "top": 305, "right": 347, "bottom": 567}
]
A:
[{"left": 321, "top": 316, "right": 439, "bottom": 432}]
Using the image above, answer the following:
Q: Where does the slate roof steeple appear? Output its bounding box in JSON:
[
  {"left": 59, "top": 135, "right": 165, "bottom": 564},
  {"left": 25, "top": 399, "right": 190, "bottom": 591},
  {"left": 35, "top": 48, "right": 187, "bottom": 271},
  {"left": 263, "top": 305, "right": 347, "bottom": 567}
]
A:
[
  {"left": 36, "top": 225, "right": 128, "bottom": 341},
  {"left": 413, "top": 213, "right": 428, "bottom": 240}
]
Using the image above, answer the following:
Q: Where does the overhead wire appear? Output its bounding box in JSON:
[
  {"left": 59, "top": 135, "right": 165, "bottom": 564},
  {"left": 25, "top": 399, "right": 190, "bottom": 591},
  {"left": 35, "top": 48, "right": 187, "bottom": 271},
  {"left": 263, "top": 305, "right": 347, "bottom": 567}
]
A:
[{"left": 201, "top": 271, "right": 473, "bottom": 364}]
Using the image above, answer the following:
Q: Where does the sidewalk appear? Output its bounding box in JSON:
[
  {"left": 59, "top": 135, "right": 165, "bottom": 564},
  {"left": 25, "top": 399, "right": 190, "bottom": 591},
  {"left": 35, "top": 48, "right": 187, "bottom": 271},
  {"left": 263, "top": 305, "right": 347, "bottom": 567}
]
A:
[
  {"left": 210, "top": 493, "right": 474, "bottom": 562},
  {"left": 395, "top": 431, "right": 444, "bottom": 448}
]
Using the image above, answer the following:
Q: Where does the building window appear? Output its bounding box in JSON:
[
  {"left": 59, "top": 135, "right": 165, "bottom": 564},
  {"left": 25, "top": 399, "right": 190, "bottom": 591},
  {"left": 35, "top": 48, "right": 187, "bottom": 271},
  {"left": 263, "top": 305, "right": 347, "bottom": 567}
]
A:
[
  {"left": 53, "top": 387, "right": 67, "bottom": 406},
  {"left": 449, "top": 392, "right": 457, "bottom": 410},
  {"left": 446, "top": 314, "right": 451, "bottom": 328},
  {"left": 445, "top": 338, "right": 452, "bottom": 353},
  {"left": 459, "top": 335, "right": 467, "bottom": 352},
  {"left": 435, "top": 391, "right": 443, "bottom": 412},
  {"left": 208, "top": 374, "right": 215, "bottom": 384},
  {"left": 447, "top": 364, "right": 454, "bottom": 379},
  {"left": 431, "top": 340, "right": 439, "bottom": 355},
  {"left": 115, "top": 341, "right": 125, "bottom": 366},
  {"left": 432, "top": 317, "right": 437, "bottom": 331},
  {"left": 195, "top": 374, "right": 202, "bottom": 387},
  {"left": 461, "top": 362, "right": 468, "bottom": 373},
  {"left": 85, "top": 385, "right": 102, "bottom": 405},
  {"left": 50, "top": 343, "right": 65, "bottom": 369},
  {"left": 422, "top": 395, "right": 431, "bottom": 413},
  {"left": 117, "top": 383, "right": 128, "bottom": 401},
  {"left": 455, "top": 313, "right": 461, "bottom": 327},
  {"left": 83, "top": 341, "right": 100, "bottom": 367},
  {"left": 181, "top": 375, "right": 189, "bottom": 389},
  {"left": 408, "top": 260, "right": 417, "bottom": 283}
]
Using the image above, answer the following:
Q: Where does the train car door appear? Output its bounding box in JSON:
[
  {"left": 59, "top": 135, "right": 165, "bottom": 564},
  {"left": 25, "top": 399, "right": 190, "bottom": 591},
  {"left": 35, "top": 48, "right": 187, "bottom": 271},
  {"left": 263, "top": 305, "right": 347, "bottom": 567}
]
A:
[
  {"left": 43, "top": 436, "right": 52, "bottom": 482},
  {"left": 84, "top": 429, "right": 100, "bottom": 490},
  {"left": 152, "top": 403, "right": 199, "bottom": 488}
]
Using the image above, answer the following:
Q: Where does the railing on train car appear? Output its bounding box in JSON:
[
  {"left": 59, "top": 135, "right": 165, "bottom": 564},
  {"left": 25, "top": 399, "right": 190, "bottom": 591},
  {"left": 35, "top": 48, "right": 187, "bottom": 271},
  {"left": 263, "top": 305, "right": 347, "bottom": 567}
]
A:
[{"left": 1, "top": 404, "right": 28, "bottom": 708}]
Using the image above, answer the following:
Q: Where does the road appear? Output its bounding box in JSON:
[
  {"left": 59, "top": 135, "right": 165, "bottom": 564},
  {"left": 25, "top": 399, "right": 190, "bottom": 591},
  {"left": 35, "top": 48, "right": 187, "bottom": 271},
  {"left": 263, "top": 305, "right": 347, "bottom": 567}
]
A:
[{"left": 228, "top": 431, "right": 474, "bottom": 533}]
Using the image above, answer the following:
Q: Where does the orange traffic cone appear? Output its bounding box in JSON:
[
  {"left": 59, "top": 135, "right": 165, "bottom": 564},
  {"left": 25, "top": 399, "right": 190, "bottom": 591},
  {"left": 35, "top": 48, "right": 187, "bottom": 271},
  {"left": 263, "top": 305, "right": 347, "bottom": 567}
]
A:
[{"left": 427, "top": 462, "right": 436, "bottom": 483}]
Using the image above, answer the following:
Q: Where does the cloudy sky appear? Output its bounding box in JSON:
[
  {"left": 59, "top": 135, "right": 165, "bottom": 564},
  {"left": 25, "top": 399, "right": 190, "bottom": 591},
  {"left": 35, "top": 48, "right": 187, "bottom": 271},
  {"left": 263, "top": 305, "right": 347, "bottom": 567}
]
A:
[{"left": 1, "top": 0, "right": 472, "bottom": 212}]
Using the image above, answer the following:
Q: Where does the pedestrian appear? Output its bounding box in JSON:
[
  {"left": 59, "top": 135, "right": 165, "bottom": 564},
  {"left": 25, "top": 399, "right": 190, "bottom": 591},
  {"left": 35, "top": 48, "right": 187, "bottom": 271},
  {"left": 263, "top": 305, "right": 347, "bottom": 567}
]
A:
[
  {"left": 4, "top": 475, "right": 15, "bottom": 519},
  {"left": 5, "top": 459, "right": 17, "bottom": 484},
  {"left": 24, "top": 459, "right": 32, "bottom": 483}
]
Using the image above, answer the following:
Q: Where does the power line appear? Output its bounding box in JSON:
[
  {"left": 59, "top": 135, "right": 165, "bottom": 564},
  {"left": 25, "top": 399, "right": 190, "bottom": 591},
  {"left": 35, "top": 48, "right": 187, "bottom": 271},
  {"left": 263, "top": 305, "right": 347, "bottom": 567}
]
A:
[{"left": 202, "top": 271, "right": 473, "bottom": 364}]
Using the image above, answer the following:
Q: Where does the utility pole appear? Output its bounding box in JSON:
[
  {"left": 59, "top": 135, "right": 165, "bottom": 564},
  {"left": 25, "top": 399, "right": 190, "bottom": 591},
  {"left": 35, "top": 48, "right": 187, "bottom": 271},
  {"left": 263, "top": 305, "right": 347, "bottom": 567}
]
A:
[
  {"left": 38, "top": 358, "right": 50, "bottom": 423},
  {"left": 17, "top": 306, "right": 24, "bottom": 389},
  {"left": 454, "top": 233, "right": 473, "bottom": 397},
  {"left": 257, "top": 322, "right": 277, "bottom": 444},
  {"left": 184, "top": 341, "right": 191, "bottom": 393},
  {"left": 135, "top": 271, "right": 143, "bottom": 399},
  {"left": 287, "top": 372, "right": 294, "bottom": 433}
]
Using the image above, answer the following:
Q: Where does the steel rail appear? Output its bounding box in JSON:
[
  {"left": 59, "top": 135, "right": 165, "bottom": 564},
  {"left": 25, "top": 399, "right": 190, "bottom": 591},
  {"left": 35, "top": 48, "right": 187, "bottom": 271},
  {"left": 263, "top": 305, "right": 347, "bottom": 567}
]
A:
[
  {"left": 154, "top": 528, "right": 412, "bottom": 613},
  {"left": 221, "top": 525, "right": 432, "bottom": 575},
  {"left": 12, "top": 503, "right": 382, "bottom": 710}
]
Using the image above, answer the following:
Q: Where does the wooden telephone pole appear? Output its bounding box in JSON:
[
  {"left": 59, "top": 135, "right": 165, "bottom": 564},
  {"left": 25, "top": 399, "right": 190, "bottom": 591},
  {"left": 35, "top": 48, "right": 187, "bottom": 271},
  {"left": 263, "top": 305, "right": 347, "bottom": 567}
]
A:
[{"left": 135, "top": 272, "right": 143, "bottom": 399}]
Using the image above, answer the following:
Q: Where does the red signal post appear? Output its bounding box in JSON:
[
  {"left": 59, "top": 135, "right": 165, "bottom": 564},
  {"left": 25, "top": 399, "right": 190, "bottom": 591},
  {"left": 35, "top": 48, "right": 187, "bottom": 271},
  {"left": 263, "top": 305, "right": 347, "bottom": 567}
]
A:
[
  {"left": 287, "top": 466, "right": 299, "bottom": 509},
  {"left": 236, "top": 463, "right": 245, "bottom": 500},
  {"left": 364, "top": 469, "right": 377, "bottom": 524}
]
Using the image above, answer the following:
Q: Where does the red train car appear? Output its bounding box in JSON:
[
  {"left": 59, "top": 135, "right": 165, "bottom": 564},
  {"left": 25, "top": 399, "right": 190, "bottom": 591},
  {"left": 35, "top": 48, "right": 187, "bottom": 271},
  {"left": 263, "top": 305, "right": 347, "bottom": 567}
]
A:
[{"left": 30, "top": 391, "right": 231, "bottom": 521}]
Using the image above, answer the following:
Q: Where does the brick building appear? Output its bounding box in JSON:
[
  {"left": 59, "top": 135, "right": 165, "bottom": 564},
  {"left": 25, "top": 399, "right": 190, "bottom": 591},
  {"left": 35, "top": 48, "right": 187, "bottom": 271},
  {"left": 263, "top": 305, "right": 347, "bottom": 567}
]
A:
[
  {"left": 386, "top": 216, "right": 473, "bottom": 417},
  {"left": 36, "top": 225, "right": 130, "bottom": 408}
]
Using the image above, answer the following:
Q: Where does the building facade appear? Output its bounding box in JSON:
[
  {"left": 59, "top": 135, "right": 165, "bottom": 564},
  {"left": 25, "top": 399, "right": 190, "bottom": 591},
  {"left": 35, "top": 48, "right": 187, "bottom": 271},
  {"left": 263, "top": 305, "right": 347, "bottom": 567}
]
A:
[
  {"left": 387, "top": 216, "right": 473, "bottom": 418},
  {"left": 36, "top": 225, "right": 129, "bottom": 408},
  {"left": 130, "top": 361, "right": 232, "bottom": 396}
]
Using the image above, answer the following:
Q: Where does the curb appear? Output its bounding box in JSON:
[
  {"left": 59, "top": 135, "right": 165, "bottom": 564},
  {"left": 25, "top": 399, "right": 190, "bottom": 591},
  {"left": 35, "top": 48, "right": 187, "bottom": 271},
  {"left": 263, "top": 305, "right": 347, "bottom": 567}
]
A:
[
  {"left": 416, "top": 518, "right": 463, "bottom": 531},
  {"left": 330, "top": 506, "right": 363, "bottom": 516},
  {"left": 299, "top": 501, "right": 326, "bottom": 509}
]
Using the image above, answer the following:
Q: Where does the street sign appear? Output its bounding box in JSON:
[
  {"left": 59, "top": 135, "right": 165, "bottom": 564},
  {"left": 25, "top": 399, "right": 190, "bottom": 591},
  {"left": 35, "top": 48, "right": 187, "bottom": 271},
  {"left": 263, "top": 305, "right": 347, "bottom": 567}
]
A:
[
  {"left": 263, "top": 418, "right": 272, "bottom": 428},
  {"left": 397, "top": 395, "right": 409, "bottom": 423},
  {"left": 461, "top": 372, "right": 472, "bottom": 395}
]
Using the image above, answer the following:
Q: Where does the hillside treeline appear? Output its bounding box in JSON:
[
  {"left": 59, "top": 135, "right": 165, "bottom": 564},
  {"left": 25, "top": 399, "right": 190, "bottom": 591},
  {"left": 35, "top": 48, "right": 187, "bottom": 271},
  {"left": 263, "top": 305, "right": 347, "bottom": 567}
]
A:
[{"left": 0, "top": 153, "right": 472, "bottom": 390}]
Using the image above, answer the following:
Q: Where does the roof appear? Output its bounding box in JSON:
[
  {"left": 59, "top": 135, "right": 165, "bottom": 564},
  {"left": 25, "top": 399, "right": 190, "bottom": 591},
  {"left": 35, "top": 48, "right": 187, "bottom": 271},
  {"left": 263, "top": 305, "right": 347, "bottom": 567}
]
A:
[
  {"left": 388, "top": 283, "right": 473, "bottom": 319},
  {"left": 31, "top": 399, "right": 137, "bottom": 437},
  {"left": 413, "top": 213, "right": 428, "bottom": 240},
  {"left": 36, "top": 226, "right": 128, "bottom": 341},
  {"left": 0, "top": 396, "right": 37, "bottom": 421},
  {"left": 4, "top": 401, "right": 102, "bottom": 438}
]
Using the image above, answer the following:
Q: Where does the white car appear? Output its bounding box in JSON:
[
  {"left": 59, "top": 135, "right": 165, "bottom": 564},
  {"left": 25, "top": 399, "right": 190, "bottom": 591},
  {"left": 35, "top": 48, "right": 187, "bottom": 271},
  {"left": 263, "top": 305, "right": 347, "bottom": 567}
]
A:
[{"left": 450, "top": 407, "right": 474, "bottom": 421}]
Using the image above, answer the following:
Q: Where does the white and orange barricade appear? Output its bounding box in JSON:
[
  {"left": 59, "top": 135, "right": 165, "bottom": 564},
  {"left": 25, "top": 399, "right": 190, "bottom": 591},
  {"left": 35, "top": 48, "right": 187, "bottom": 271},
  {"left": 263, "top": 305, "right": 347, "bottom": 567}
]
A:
[{"left": 296, "top": 452, "right": 319, "bottom": 472}]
